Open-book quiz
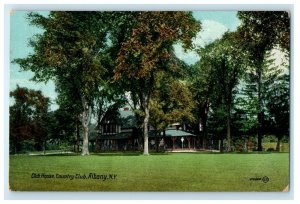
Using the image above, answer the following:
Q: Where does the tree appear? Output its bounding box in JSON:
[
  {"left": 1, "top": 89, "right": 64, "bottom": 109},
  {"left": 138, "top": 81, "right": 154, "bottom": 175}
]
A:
[
  {"left": 47, "top": 104, "right": 79, "bottom": 150},
  {"left": 264, "top": 51, "right": 289, "bottom": 151},
  {"left": 10, "top": 86, "right": 50, "bottom": 154},
  {"left": 113, "top": 12, "right": 200, "bottom": 155},
  {"left": 191, "top": 32, "right": 246, "bottom": 151},
  {"left": 14, "top": 12, "right": 112, "bottom": 155},
  {"left": 150, "top": 70, "right": 195, "bottom": 151},
  {"left": 265, "top": 74, "right": 289, "bottom": 151},
  {"left": 237, "top": 11, "right": 290, "bottom": 52},
  {"left": 237, "top": 11, "right": 290, "bottom": 151},
  {"left": 188, "top": 51, "right": 214, "bottom": 148}
]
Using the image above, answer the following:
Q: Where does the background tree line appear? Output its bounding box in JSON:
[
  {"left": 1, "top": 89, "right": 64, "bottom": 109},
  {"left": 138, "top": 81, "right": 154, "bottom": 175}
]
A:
[{"left": 10, "top": 11, "right": 289, "bottom": 155}]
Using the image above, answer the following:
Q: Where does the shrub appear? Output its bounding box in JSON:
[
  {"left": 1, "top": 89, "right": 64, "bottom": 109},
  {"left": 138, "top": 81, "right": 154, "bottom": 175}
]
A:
[{"left": 267, "top": 147, "right": 275, "bottom": 152}]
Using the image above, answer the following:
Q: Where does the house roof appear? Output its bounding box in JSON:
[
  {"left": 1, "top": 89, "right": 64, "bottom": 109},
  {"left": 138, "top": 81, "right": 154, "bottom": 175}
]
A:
[
  {"left": 100, "top": 132, "right": 132, "bottom": 140},
  {"left": 165, "top": 129, "right": 196, "bottom": 137},
  {"left": 97, "top": 129, "right": 195, "bottom": 140},
  {"left": 149, "top": 129, "right": 195, "bottom": 137}
]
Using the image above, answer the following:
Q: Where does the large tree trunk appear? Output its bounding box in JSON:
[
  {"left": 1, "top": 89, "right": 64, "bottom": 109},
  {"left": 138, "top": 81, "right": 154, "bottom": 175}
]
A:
[
  {"left": 13, "top": 136, "right": 18, "bottom": 154},
  {"left": 143, "top": 104, "right": 150, "bottom": 155},
  {"left": 81, "top": 97, "right": 91, "bottom": 156},
  {"left": 76, "top": 121, "right": 80, "bottom": 153},
  {"left": 14, "top": 140, "right": 18, "bottom": 155},
  {"left": 276, "top": 135, "right": 282, "bottom": 152},
  {"left": 257, "top": 113, "right": 263, "bottom": 151},
  {"left": 82, "top": 124, "right": 89, "bottom": 155},
  {"left": 199, "top": 101, "right": 209, "bottom": 150},
  {"left": 141, "top": 93, "right": 151, "bottom": 155},
  {"left": 257, "top": 64, "right": 264, "bottom": 151},
  {"left": 43, "top": 140, "right": 46, "bottom": 155},
  {"left": 220, "top": 139, "right": 224, "bottom": 153},
  {"left": 155, "top": 129, "right": 159, "bottom": 152},
  {"left": 226, "top": 105, "right": 231, "bottom": 152}
]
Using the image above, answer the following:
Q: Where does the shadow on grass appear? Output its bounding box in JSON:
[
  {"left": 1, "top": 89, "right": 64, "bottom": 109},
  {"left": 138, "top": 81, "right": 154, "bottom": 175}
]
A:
[
  {"left": 25, "top": 151, "right": 287, "bottom": 157},
  {"left": 149, "top": 152, "right": 171, "bottom": 156},
  {"left": 91, "top": 152, "right": 141, "bottom": 156},
  {"left": 24, "top": 151, "right": 172, "bottom": 157},
  {"left": 166, "top": 151, "right": 278, "bottom": 155},
  {"left": 92, "top": 152, "right": 171, "bottom": 156},
  {"left": 31, "top": 153, "right": 80, "bottom": 157},
  {"left": 31, "top": 152, "right": 143, "bottom": 157}
]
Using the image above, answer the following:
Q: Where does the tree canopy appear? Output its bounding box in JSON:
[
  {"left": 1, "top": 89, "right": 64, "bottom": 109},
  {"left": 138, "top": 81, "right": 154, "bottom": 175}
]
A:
[
  {"left": 10, "top": 86, "right": 50, "bottom": 153},
  {"left": 112, "top": 11, "right": 201, "bottom": 154},
  {"left": 14, "top": 11, "right": 115, "bottom": 155},
  {"left": 236, "top": 11, "right": 290, "bottom": 151}
]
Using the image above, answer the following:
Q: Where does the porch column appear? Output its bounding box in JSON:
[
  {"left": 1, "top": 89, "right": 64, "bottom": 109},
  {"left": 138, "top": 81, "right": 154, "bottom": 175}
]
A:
[
  {"left": 172, "top": 137, "right": 176, "bottom": 150},
  {"left": 187, "top": 137, "right": 191, "bottom": 149}
]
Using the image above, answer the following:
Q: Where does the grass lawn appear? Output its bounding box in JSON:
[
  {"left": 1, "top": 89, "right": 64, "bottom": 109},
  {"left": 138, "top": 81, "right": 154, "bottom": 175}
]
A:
[{"left": 9, "top": 152, "right": 289, "bottom": 192}]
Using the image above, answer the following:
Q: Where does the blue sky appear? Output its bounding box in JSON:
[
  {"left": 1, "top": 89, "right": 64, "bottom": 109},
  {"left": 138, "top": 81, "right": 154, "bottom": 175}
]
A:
[
  {"left": 174, "top": 11, "right": 240, "bottom": 64},
  {"left": 10, "top": 11, "right": 58, "bottom": 109},
  {"left": 10, "top": 11, "right": 240, "bottom": 110}
]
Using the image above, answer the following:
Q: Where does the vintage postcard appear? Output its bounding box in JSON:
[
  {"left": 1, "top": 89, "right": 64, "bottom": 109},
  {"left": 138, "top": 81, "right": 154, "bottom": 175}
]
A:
[{"left": 9, "top": 10, "right": 290, "bottom": 192}]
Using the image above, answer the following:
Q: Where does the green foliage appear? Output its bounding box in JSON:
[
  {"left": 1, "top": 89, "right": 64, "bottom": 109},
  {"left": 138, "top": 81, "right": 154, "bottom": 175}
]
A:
[
  {"left": 111, "top": 12, "right": 201, "bottom": 154},
  {"left": 114, "top": 12, "right": 200, "bottom": 80},
  {"left": 150, "top": 72, "right": 195, "bottom": 132},
  {"left": 236, "top": 11, "right": 290, "bottom": 151},
  {"left": 13, "top": 12, "right": 121, "bottom": 155},
  {"left": 264, "top": 57, "right": 289, "bottom": 138},
  {"left": 112, "top": 11, "right": 200, "bottom": 97},
  {"left": 19, "top": 140, "right": 36, "bottom": 153},
  {"left": 234, "top": 48, "right": 289, "bottom": 147},
  {"left": 14, "top": 11, "right": 115, "bottom": 112},
  {"left": 237, "top": 11, "right": 290, "bottom": 53},
  {"left": 47, "top": 109, "right": 77, "bottom": 141},
  {"left": 201, "top": 32, "right": 247, "bottom": 109},
  {"left": 10, "top": 86, "right": 50, "bottom": 153},
  {"left": 190, "top": 32, "right": 247, "bottom": 151}
]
